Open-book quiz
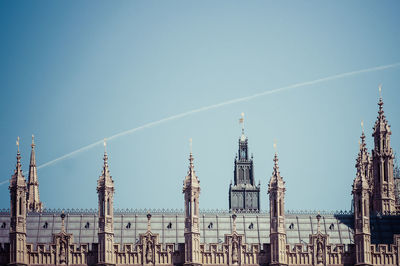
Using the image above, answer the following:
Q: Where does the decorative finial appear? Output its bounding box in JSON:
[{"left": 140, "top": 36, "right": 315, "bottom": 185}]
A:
[
  {"left": 189, "top": 138, "right": 192, "bottom": 154},
  {"left": 31, "top": 134, "right": 35, "bottom": 147},
  {"left": 316, "top": 212, "right": 321, "bottom": 233},
  {"left": 361, "top": 121, "right": 365, "bottom": 142},
  {"left": 273, "top": 141, "right": 279, "bottom": 168},
  {"left": 61, "top": 210, "right": 66, "bottom": 232},
  {"left": 232, "top": 212, "right": 237, "bottom": 232},
  {"left": 103, "top": 138, "right": 109, "bottom": 165},
  {"left": 147, "top": 212, "right": 152, "bottom": 231},
  {"left": 239, "top": 112, "right": 245, "bottom": 135},
  {"left": 377, "top": 84, "right": 385, "bottom": 114},
  {"left": 16, "top": 136, "right": 20, "bottom": 153}
]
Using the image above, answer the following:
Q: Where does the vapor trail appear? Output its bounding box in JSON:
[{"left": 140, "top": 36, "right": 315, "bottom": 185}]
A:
[{"left": 1, "top": 62, "right": 400, "bottom": 186}]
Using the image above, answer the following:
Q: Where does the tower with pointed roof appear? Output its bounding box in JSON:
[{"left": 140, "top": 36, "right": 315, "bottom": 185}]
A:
[
  {"left": 27, "top": 135, "right": 43, "bottom": 212},
  {"left": 371, "top": 86, "right": 396, "bottom": 214},
  {"left": 353, "top": 127, "right": 372, "bottom": 265},
  {"left": 229, "top": 114, "right": 260, "bottom": 212},
  {"left": 183, "top": 145, "right": 202, "bottom": 266},
  {"left": 268, "top": 151, "right": 287, "bottom": 266},
  {"left": 97, "top": 140, "right": 115, "bottom": 266},
  {"left": 9, "top": 137, "right": 28, "bottom": 266}
]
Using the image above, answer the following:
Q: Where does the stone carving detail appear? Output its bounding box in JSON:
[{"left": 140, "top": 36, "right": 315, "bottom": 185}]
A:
[
  {"left": 54, "top": 232, "right": 72, "bottom": 265},
  {"left": 316, "top": 235, "right": 324, "bottom": 265},
  {"left": 232, "top": 234, "right": 239, "bottom": 264},
  {"left": 145, "top": 235, "right": 153, "bottom": 264},
  {"left": 59, "top": 240, "right": 67, "bottom": 264},
  {"left": 53, "top": 212, "right": 73, "bottom": 266}
]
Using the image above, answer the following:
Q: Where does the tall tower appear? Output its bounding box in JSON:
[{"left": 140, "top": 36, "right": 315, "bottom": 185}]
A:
[
  {"left": 268, "top": 150, "right": 287, "bottom": 266},
  {"left": 182, "top": 142, "right": 201, "bottom": 266},
  {"left": 229, "top": 113, "right": 260, "bottom": 212},
  {"left": 27, "top": 135, "right": 43, "bottom": 212},
  {"left": 9, "top": 137, "right": 28, "bottom": 266},
  {"left": 97, "top": 140, "right": 115, "bottom": 266},
  {"left": 371, "top": 86, "right": 396, "bottom": 213},
  {"left": 353, "top": 128, "right": 372, "bottom": 265}
]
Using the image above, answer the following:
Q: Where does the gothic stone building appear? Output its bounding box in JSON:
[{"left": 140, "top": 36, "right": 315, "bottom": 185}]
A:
[{"left": 1, "top": 92, "right": 400, "bottom": 266}]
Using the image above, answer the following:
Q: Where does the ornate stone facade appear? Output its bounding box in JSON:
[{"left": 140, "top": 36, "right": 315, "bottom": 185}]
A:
[{"left": 0, "top": 89, "right": 400, "bottom": 265}]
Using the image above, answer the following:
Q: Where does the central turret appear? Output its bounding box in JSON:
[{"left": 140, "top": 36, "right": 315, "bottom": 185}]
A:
[{"left": 229, "top": 113, "right": 260, "bottom": 212}]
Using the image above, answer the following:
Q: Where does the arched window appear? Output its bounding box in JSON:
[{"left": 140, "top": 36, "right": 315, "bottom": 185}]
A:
[
  {"left": 194, "top": 199, "right": 197, "bottom": 215},
  {"left": 19, "top": 198, "right": 22, "bottom": 216},
  {"left": 12, "top": 198, "right": 16, "bottom": 216},
  {"left": 364, "top": 199, "right": 367, "bottom": 215},
  {"left": 107, "top": 198, "right": 110, "bottom": 216},
  {"left": 239, "top": 168, "right": 244, "bottom": 183},
  {"left": 384, "top": 163, "right": 388, "bottom": 182}
]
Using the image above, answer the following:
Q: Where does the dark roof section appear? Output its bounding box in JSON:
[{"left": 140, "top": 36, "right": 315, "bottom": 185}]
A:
[
  {"left": 1, "top": 210, "right": 398, "bottom": 246},
  {"left": 0, "top": 209, "right": 358, "bottom": 247}
]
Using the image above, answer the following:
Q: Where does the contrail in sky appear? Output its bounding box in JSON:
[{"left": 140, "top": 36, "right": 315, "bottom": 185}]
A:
[{"left": 0, "top": 62, "right": 399, "bottom": 186}]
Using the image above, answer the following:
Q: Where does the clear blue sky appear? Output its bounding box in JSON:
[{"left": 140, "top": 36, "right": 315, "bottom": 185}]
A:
[{"left": 0, "top": 1, "right": 399, "bottom": 212}]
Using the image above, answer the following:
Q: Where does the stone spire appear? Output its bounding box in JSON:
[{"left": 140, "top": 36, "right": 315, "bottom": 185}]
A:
[
  {"left": 27, "top": 135, "right": 43, "bottom": 212},
  {"left": 268, "top": 148, "right": 287, "bottom": 266},
  {"left": 354, "top": 125, "right": 372, "bottom": 194},
  {"left": 10, "top": 137, "right": 26, "bottom": 189},
  {"left": 97, "top": 139, "right": 115, "bottom": 266},
  {"left": 373, "top": 85, "right": 389, "bottom": 136},
  {"left": 98, "top": 140, "right": 114, "bottom": 189},
  {"left": 269, "top": 151, "right": 285, "bottom": 191},
  {"left": 371, "top": 85, "right": 395, "bottom": 213},
  {"left": 184, "top": 151, "right": 200, "bottom": 190},
  {"left": 356, "top": 122, "right": 372, "bottom": 187},
  {"left": 352, "top": 126, "right": 372, "bottom": 265},
  {"left": 9, "top": 136, "right": 28, "bottom": 265},
  {"left": 183, "top": 140, "right": 201, "bottom": 266}
]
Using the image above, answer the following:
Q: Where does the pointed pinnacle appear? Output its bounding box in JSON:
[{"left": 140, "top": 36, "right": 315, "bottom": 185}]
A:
[
  {"left": 16, "top": 136, "right": 20, "bottom": 154},
  {"left": 273, "top": 152, "right": 279, "bottom": 166},
  {"left": 103, "top": 140, "right": 108, "bottom": 165},
  {"left": 360, "top": 121, "right": 366, "bottom": 144},
  {"left": 31, "top": 134, "right": 35, "bottom": 148},
  {"left": 189, "top": 152, "right": 194, "bottom": 169},
  {"left": 378, "top": 85, "right": 384, "bottom": 113}
]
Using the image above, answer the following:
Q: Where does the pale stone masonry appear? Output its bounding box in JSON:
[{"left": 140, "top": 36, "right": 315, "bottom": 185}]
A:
[
  {"left": 183, "top": 151, "right": 201, "bottom": 266},
  {"left": 268, "top": 152, "right": 287, "bottom": 266},
  {"left": 97, "top": 145, "right": 115, "bottom": 266},
  {"left": 1, "top": 88, "right": 400, "bottom": 265}
]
